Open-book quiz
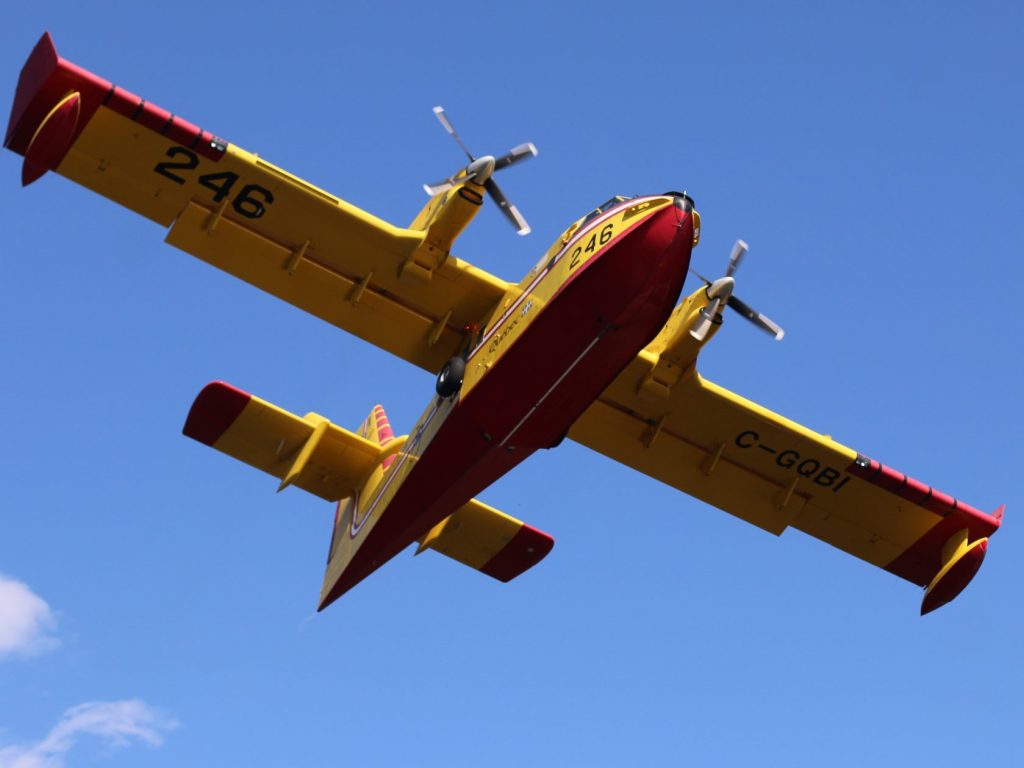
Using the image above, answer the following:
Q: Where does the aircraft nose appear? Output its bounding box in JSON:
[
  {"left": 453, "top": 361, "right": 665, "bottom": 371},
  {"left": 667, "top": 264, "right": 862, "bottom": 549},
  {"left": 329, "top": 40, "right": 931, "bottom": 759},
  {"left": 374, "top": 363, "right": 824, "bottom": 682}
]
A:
[
  {"left": 671, "top": 192, "right": 695, "bottom": 213},
  {"left": 667, "top": 191, "right": 701, "bottom": 247}
]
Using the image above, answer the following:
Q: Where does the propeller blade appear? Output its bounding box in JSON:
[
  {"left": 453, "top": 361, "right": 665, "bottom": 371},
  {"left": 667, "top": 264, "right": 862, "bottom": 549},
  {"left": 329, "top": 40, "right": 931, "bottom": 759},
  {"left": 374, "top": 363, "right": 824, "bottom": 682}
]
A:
[
  {"left": 428, "top": 107, "right": 536, "bottom": 235},
  {"left": 484, "top": 177, "right": 531, "bottom": 235},
  {"left": 727, "top": 294, "right": 785, "bottom": 341},
  {"left": 725, "top": 239, "right": 748, "bottom": 277},
  {"left": 423, "top": 178, "right": 456, "bottom": 196},
  {"left": 432, "top": 106, "right": 475, "bottom": 161},
  {"left": 493, "top": 142, "right": 538, "bottom": 170},
  {"left": 423, "top": 165, "right": 482, "bottom": 197},
  {"left": 689, "top": 297, "right": 722, "bottom": 341},
  {"left": 688, "top": 268, "right": 712, "bottom": 285}
]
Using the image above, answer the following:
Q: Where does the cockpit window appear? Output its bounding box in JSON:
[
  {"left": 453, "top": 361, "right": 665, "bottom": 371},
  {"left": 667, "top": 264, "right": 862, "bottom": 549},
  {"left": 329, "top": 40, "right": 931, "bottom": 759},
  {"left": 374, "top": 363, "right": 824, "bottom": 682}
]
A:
[{"left": 581, "top": 196, "right": 631, "bottom": 225}]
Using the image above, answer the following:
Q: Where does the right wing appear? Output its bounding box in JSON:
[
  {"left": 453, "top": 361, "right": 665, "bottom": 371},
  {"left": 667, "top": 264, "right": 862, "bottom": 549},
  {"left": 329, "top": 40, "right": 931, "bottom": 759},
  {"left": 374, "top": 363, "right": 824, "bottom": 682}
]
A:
[
  {"left": 570, "top": 347, "right": 1003, "bottom": 613},
  {"left": 5, "top": 33, "right": 507, "bottom": 372}
]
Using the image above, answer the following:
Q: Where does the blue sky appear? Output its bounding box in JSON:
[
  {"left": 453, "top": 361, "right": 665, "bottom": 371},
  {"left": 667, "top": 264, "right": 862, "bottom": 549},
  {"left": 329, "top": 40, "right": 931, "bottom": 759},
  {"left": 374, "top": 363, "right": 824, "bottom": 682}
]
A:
[{"left": 1, "top": 2, "right": 1021, "bottom": 766}]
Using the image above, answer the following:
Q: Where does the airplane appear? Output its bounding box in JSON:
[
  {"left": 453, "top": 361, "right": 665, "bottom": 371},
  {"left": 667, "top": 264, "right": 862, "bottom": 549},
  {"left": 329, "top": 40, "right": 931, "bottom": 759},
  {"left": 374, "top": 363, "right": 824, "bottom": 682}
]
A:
[{"left": 4, "top": 32, "right": 1003, "bottom": 615}]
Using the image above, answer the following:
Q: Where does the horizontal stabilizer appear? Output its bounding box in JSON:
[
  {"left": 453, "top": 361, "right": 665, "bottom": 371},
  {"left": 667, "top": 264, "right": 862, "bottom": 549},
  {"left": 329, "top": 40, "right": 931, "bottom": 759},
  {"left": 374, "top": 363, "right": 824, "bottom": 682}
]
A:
[
  {"left": 183, "top": 381, "right": 396, "bottom": 501},
  {"left": 417, "top": 498, "right": 554, "bottom": 582}
]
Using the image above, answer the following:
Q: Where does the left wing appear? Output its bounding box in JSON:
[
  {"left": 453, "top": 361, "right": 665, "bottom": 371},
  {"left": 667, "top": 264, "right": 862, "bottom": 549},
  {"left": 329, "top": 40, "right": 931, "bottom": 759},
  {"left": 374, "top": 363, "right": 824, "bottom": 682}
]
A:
[
  {"left": 5, "top": 33, "right": 507, "bottom": 372},
  {"left": 569, "top": 347, "right": 1003, "bottom": 614}
]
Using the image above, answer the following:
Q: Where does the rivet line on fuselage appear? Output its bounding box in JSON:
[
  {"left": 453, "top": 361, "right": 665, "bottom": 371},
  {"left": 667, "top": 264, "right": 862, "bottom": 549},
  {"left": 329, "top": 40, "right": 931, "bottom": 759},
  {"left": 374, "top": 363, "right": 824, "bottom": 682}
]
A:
[{"left": 498, "top": 329, "right": 607, "bottom": 448}]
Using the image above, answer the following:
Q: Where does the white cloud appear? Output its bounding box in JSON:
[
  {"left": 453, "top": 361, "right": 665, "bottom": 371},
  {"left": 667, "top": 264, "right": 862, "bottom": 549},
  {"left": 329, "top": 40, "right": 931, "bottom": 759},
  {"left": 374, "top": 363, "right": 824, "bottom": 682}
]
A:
[
  {"left": 0, "top": 700, "right": 178, "bottom": 768},
  {"left": 0, "top": 575, "right": 58, "bottom": 659}
]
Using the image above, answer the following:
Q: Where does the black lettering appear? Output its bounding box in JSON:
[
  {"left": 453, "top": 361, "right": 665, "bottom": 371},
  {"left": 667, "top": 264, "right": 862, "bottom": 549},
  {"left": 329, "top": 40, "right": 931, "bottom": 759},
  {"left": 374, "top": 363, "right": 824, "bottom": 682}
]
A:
[
  {"left": 584, "top": 234, "right": 598, "bottom": 253},
  {"left": 736, "top": 430, "right": 759, "bottom": 448},
  {"left": 198, "top": 171, "right": 240, "bottom": 203},
  {"left": 796, "top": 459, "right": 821, "bottom": 478},
  {"left": 599, "top": 223, "right": 614, "bottom": 245},
  {"left": 569, "top": 247, "right": 582, "bottom": 269},
  {"left": 153, "top": 146, "right": 198, "bottom": 184},
  {"left": 832, "top": 476, "right": 851, "bottom": 493},
  {"left": 813, "top": 467, "right": 841, "bottom": 487},
  {"left": 232, "top": 184, "right": 274, "bottom": 219},
  {"left": 776, "top": 449, "right": 799, "bottom": 468}
]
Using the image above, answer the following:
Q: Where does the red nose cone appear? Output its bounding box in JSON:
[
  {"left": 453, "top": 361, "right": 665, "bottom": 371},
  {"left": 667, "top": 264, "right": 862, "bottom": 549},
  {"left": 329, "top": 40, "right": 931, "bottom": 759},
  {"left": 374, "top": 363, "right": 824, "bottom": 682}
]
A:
[
  {"left": 22, "top": 91, "right": 80, "bottom": 186},
  {"left": 920, "top": 538, "right": 988, "bottom": 615}
]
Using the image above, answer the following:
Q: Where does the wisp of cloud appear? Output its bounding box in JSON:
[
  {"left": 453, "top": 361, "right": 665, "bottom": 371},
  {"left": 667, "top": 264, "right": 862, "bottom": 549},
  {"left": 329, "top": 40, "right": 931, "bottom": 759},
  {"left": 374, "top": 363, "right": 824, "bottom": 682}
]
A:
[{"left": 0, "top": 700, "right": 178, "bottom": 768}]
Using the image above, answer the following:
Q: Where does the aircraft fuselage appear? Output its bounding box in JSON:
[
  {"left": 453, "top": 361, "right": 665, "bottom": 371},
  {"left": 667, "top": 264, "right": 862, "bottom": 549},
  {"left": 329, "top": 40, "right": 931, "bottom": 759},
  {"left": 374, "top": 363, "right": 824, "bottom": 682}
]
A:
[{"left": 320, "top": 195, "right": 696, "bottom": 606}]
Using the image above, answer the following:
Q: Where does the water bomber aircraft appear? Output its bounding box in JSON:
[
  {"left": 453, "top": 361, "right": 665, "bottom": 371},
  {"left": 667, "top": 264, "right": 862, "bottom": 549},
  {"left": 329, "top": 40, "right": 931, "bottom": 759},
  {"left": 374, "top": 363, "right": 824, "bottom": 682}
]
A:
[{"left": 5, "top": 33, "right": 1003, "bottom": 614}]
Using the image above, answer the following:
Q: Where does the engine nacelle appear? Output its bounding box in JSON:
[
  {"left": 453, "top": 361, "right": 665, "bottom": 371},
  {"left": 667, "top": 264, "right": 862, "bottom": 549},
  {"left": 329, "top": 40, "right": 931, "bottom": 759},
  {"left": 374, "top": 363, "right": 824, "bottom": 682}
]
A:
[{"left": 410, "top": 180, "right": 486, "bottom": 256}]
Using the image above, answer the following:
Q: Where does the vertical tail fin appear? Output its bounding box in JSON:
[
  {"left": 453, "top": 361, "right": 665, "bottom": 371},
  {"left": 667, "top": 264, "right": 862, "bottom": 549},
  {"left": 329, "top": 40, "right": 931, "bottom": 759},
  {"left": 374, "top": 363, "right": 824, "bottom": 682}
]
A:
[{"left": 364, "top": 404, "right": 399, "bottom": 471}]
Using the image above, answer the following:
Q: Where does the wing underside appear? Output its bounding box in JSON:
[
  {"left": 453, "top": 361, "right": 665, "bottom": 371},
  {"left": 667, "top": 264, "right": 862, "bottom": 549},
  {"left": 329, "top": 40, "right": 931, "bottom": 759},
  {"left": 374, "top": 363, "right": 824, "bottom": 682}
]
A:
[
  {"left": 570, "top": 348, "right": 1003, "bottom": 613},
  {"left": 5, "top": 32, "right": 508, "bottom": 373}
]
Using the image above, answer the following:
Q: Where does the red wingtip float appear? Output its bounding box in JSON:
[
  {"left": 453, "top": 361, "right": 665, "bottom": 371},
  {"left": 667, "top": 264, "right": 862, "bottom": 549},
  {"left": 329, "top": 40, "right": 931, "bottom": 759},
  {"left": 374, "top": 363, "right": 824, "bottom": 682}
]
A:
[
  {"left": 4, "top": 33, "right": 1003, "bottom": 615},
  {"left": 4, "top": 32, "right": 59, "bottom": 150},
  {"left": 921, "top": 533, "right": 990, "bottom": 616},
  {"left": 7, "top": 33, "right": 85, "bottom": 186},
  {"left": 20, "top": 90, "right": 79, "bottom": 186}
]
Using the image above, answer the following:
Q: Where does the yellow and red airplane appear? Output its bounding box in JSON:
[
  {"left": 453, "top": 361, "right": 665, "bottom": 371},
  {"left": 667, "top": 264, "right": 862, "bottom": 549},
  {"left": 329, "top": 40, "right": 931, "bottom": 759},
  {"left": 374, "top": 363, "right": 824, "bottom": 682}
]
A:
[{"left": 5, "top": 33, "right": 1003, "bottom": 615}]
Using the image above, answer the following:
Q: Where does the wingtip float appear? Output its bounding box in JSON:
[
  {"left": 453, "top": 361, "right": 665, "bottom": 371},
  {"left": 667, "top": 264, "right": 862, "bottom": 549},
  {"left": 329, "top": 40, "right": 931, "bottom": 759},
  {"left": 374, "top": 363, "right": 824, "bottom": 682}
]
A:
[
  {"left": 920, "top": 535, "right": 989, "bottom": 616},
  {"left": 7, "top": 31, "right": 226, "bottom": 191},
  {"left": 6, "top": 33, "right": 1003, "bottom": 616}
]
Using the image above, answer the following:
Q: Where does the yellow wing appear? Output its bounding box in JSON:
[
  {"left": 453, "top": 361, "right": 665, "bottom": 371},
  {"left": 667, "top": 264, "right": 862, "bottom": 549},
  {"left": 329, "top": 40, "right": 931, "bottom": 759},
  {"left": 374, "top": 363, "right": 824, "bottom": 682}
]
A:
[
  {"left": 6, "top": 33, "right": 507, "bottom": 372},
  {"left": 570, "top": 339, "right": 1003, "bottom": 613}
]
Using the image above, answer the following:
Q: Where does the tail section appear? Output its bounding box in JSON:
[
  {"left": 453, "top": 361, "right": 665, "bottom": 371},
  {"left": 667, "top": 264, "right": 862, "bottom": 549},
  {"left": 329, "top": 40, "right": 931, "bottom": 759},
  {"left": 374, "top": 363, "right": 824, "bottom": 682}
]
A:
[
  {"left": 180, "top": 384, "right": 552, "bottom": 609},
  {"left": 319, "top": 405, "right": 554, "bottom": 610},
  {"left": 321, "top": 404, "right": 401, "bottom": 607},
  {"left": 362, "top": 404, "right": 399, "bottom": 471}
]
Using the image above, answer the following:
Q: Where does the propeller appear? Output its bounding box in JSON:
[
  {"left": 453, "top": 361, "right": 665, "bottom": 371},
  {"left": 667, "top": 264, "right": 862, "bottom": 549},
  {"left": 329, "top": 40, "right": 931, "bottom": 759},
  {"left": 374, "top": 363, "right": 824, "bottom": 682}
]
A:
[
  {"left": 424, "top": 106, "right": 537, "bottom": 235},
  {"left": 689, "top": 239, "right": 785, "bottom": 342}
]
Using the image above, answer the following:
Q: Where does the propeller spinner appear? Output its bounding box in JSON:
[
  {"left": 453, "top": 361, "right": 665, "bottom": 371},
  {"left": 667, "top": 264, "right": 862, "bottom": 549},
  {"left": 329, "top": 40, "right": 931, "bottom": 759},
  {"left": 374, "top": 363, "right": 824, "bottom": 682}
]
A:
[
  {"left": 425, "top": 106, "right": 537, "bottom": 235},
  {"left": 690, "top": 239, "right": 785, "bottom": 342}
]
